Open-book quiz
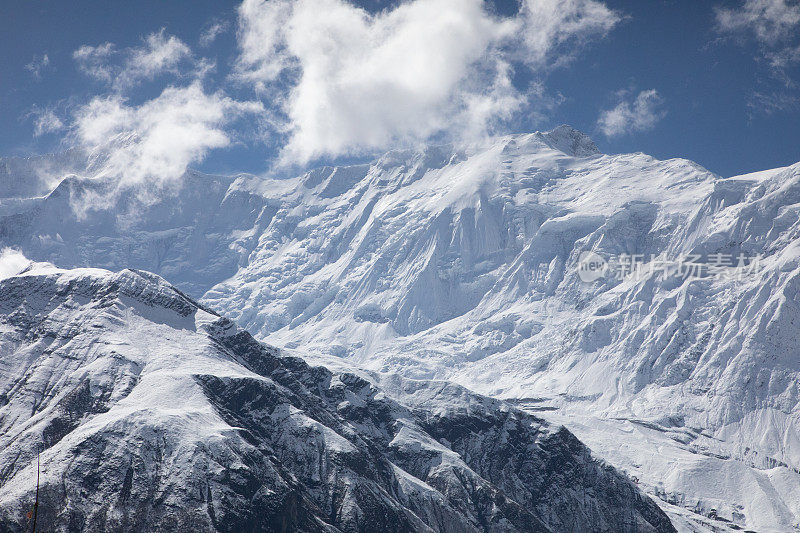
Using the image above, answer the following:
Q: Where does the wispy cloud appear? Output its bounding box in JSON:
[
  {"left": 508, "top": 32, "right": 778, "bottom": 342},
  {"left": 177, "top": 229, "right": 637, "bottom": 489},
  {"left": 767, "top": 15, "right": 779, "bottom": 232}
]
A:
[
  {"left": 25, "top": 54, "right": 50, "bottom": 79},
  {"left": 73, "top": 29, "right": 203, "bottom": 90},
  {"left": 200, "top": 20, "right": 230, "bottom": 47},
  {"left": 597, "top": 89, "right": 665, "bottom": 137},
  {"left": 234, "top": 0, "right": 620, "bottom": 166},
  {"left": 748, "top": 90, "right": 800, "bottom": 114},
  {"left": 28, "top": 106, "right": 65, "bottom": 137},
  {"left": 715, "top": 0, "right": 800, "bottom": 81},
  {"left": 715, "top": 0, "right": 800, "bottom": 44},
  {"left": 518, "top": 0, "right": 622, "bottom": 66},
  {"left": 73, "top": 42, "right": 117, "bottom": 82},
  {"left": 121, "top": 30, "right": 193, "bottom": 86}
]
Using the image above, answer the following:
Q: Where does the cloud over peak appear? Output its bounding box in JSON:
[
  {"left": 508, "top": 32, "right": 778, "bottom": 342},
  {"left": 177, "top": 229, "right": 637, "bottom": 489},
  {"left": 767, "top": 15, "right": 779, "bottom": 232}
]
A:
[
  {"left": 73, "top": 81, "right": 263, "bottom": 195},
  {"left": 235, "top": 0, "right": 620, "bottom": 165}
]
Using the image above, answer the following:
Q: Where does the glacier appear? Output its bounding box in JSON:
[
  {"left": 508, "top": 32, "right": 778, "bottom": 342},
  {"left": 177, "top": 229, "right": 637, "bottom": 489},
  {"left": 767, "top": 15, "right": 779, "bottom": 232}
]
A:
[{"left": 2, "top": 126, "right": 800, "bottom": 530}]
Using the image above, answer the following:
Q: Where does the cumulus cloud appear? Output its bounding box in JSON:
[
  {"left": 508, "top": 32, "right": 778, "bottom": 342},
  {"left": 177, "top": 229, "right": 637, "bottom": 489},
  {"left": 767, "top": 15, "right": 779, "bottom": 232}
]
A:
[
  {"left": 715, "top": 0, "right": 800, "bottom": 79},
  {"left": 597, "top": 89, "right": 665, "bottom": 137},
  {"left": 29, "top": 107, "right": 65, "bottom": 137},
  {"left": 74, "top": 30, "right": 200, "bottom": 90},
  {"left": 234, "top": 0, "right": 620, "bottom": 165},
  {"left": 0, "top": 249, "right": 31, "bottom": 281},
  {"left": 25, "top": 54, "right": 50, "bottom": 79},
  {"left": 72, "top": 81, "right": 263, "bottom": 197}
]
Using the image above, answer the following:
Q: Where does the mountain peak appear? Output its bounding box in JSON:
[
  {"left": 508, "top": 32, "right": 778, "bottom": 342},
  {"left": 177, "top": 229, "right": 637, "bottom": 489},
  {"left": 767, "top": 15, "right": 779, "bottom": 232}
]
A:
[
  {"left": 538, "top": 124, "right": 601, "bottom": 157},
  {"left": 498, "top": 125, "right": 600, "bottom": 159}
]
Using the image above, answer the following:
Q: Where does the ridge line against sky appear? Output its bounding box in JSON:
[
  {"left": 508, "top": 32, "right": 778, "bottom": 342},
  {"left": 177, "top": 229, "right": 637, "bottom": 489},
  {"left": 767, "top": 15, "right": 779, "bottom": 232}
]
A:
[{"left": 1, "top": 0, "right": 799, "bottom": 183}]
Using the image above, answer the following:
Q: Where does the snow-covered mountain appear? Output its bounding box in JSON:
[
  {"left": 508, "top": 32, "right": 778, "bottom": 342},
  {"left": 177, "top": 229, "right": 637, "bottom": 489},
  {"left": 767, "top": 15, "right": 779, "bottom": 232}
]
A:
[
  {"left": 0, "top": 150, "right": 88, "bottom": 201},
  {"left": 0, "top": 263, "right": 674, "bottom": 532},
  {"left": 3, "top": 126, "right": 800, "bottom": 530},
  {"left": 0, "top": 168, "right": 269, "bottom": 296}
]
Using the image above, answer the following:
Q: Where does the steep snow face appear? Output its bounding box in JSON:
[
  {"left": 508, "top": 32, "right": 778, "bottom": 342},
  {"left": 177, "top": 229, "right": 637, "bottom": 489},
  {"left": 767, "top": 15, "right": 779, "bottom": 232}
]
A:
[
  {"left": 206, "top": 127, "right": 711, "bottom": 345},
  {"left": 201, "top": 129, "right": 800, "bottom": 531},
  {"left": 203, "top": 128, "right": 716, "bottom": 380},
  {"left": 0, "top": 264, "right": 673, "bottom": 533}
]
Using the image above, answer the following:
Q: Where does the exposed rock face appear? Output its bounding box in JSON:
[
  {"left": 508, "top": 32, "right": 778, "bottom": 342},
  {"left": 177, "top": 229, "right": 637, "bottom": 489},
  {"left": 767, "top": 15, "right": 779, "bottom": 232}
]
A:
[{"left": 0, "top": 264, "right": 673, "bottom": 532}]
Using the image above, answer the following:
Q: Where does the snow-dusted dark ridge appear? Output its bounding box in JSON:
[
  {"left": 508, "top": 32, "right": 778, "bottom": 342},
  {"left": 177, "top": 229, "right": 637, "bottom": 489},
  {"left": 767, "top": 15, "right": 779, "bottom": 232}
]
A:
[
  {"left": 0, "top": 263, "right": 673, "bottom": 532},
  {"left": 3, "top": 126, "right": 800, "bottom": 529}
]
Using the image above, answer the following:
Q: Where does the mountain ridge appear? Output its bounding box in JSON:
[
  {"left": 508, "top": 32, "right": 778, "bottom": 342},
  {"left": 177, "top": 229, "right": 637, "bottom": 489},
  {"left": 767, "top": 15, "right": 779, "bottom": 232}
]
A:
[
  {"left": 2, "top": 126, "right": 800, "bottom": 530},
  {"left": 0, "top": 262, "right": 674, "bottom": 532}
]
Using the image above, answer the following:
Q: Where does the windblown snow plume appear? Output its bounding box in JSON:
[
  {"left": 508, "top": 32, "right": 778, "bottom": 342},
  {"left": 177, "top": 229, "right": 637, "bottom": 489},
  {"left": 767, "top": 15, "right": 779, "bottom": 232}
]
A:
[{"left": 0, "top": 249, "right": 29, "bottom": 281}]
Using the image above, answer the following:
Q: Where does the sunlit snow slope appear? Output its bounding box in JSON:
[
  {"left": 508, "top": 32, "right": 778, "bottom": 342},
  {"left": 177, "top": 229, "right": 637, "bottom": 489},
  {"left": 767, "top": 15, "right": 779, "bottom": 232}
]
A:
[{"left": 0, "top": 263, "right": 673, "bottom": 532}]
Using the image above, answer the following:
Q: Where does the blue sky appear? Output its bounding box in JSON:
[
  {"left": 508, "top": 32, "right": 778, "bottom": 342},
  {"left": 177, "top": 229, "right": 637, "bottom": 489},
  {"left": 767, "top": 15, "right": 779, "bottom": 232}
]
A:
[{"left": 1, "top": 0, "right": 799, "bottom": 179}]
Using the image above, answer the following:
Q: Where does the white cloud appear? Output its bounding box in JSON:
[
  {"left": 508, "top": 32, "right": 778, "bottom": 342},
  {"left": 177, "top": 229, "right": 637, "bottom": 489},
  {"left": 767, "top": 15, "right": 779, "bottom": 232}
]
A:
[
  {"left": 767, "top": 42, "right": 800, "bottom": 69},
  {"left": 73, "top": 30, "right": 198, "bottom": 90},
  {"left": 597, "top": 89, "right": 665, "bottom": 137},
  {"left": 73, "top": 42, "right": 116, "bottom": 81},
  {"left": 72, "top": 81, "right": 263, "bottom": 197},
  {"left": 120, "top": 29, "right": 192, "bottom": 87},
  {"left": 29, "top": 107, "right": 65, "bottom": 137},
  {"left": 200, "top": 20, "right": 230, "bottom": 47},
  {"left": 716, "top": 0, "right": 800, "bottom": 44},
  {"left": 518, "top": 0, "right": 621, "bottom": 65},
  {"left": 25, "top": 54, "right": 50, "bottom": 79},
  {"left": 234, "top": 0, "right": 620, "bottom": 165},
  {"left": 715, "top": 0, "right": 800, "bottom": 80},
  {"left": 0, "top": 249, "right": 31, "bottom": 281},
  {"left": 67, "top": 29, "right": 261, "bottom": 209}
]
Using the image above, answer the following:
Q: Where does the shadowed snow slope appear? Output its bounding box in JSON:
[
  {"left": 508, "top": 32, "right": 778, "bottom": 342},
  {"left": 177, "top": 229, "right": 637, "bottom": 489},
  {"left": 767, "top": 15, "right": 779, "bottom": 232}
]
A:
[
  {"left": 0, "top": 263, "right": 673, "bottom": 533},
  {"left": 3, "top": 126, "right": 800, "bottom": 530},
  {"left": 0, "top": 169, "right": 270, "bottom": 296}
]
